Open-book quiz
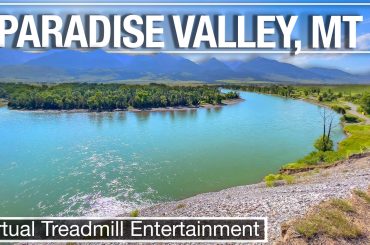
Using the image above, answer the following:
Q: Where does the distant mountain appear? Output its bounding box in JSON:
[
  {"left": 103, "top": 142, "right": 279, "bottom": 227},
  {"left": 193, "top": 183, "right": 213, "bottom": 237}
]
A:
[
  {"left": 25, "top": 49, "right": 123, "bottom": 70},
  {"left": 307, "top": 67, "right": 357, "bottom": 81},
  {"left": 0, "top": 49, "right": 36, "bottom": 65},
  {"left": 200, "top": 58, "right": 233, "bottom": 72},
  {"left": 0, "top": 48, "right": 369, "bottom": 84},
  {"left": 124, "top": 53, "right": 200, "bottom": 74},
  {"left": 199, "top": 58, "right": 236, "bottom": 80},
  {"left": 224, "top": 60, "right": 244, "bottom": 70},
  {"left": 235, "top": 57, "right": 324, "bottom": 82}
]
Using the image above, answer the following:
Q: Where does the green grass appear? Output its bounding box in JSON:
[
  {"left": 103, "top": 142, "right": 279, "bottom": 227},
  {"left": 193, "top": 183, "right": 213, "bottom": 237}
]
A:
[
  {"left": 294, "top": 208, "right": 362, "bottom": 239},
  {"left": 282, "top": 162, "right": 311, "bottom": 170},
  {"left": 338, "top": 125, "right": 370, "bottom": 157},
  {"left": 281, "top": 125, "right": 370, "bottom": 172},
  {"left": 264, "top": 173, "right": 295, "bottom": 187},
  {"left": 297, "top": 85, "right": 370, "bottom": 95},
  {"left": 298, "top": 151, "right": 342, "bottom": 165},
  {"left": 353, "top": 190, "right": 370, "bottom": 204}
]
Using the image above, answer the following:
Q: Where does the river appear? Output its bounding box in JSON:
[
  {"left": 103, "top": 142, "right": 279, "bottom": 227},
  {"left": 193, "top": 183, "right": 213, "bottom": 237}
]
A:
[{"left": 0, "top": 91, "right": 345, "bottom": 216}]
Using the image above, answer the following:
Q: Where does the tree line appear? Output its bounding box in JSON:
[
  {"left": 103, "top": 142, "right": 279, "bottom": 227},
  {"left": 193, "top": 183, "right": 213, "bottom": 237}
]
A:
[
  {"left": 223, "top": 84, "right": 370, "bottom": 115},
  {"left": 0, "top": 83, "right": 239, "bottom": 111}
]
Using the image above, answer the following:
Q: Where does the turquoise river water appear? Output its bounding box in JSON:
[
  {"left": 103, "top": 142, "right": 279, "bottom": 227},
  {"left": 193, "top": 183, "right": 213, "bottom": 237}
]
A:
[{"left": 0, "top": 91, "right": 345, "bottom": 216}]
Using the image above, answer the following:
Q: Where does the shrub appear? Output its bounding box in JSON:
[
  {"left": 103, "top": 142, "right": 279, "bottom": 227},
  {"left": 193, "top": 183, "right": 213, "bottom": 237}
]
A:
[
  {"left": 282, "top": 175, "right": 295, "bottom": 184},
  {"left": 360, "top": 93, "right": 370, "bottom": 114},
  {"left": 314, "top": 135, "right": 334, "bottom": 152},
  {"left": 264, "top": 174, "right": 277, "bottom": 187},
  {"left": 264, "top": 173, "right": 295, "bottom": 187},
  {"left": 331, "top": 105, "right": 346, "bottom": 114},
  {"left": 341, "top": 114, "right": 363, "bottom": 123},
  {"left": 130, "top": 209, "right": 139, "bottom": 217}
]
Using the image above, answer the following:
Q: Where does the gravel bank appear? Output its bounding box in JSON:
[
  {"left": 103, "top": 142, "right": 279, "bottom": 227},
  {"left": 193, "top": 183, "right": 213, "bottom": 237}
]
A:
[{"left": 140, "top": 154, "right": 370, "bottom": 243}]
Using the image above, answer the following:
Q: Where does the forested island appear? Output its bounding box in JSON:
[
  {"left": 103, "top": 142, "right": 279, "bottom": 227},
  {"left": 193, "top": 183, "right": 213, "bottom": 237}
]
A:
[{"left": 0, "top": 83, "right": 239, "bottom": 111}]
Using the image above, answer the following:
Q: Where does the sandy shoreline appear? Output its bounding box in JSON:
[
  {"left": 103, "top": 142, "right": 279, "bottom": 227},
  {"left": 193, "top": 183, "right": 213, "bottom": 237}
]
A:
[{"left": 4, "top": 98, "right": 244, "bottom": 114}]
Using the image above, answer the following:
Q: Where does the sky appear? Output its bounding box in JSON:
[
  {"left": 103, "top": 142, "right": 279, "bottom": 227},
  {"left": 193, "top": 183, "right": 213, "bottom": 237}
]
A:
[{"left": 2, "top": 0, "right": 370, "bottom": 73}]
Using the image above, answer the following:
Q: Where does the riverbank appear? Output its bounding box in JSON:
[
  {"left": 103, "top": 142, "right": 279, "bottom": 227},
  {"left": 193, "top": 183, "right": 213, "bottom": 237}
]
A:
[
  {"left": 137, "top": 153, "right": 370, "bottom": 243},
  {"left": 243, "top": 85, "right": 370, "bottom": 173},
  {"left": 2, "top": 98, "right": 244, "bottom": 113}
]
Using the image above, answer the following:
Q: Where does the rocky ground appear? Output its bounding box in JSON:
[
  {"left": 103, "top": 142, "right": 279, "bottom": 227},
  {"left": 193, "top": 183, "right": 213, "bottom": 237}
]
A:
[{"left": 139, "top": 153, "right": 370, "bottom": 243}]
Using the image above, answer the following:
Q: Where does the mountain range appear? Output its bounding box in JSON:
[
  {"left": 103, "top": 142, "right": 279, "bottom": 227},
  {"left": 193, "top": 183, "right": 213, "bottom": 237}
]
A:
[{"left": 0, "top": 48, "right": 369, "bottom": 84}]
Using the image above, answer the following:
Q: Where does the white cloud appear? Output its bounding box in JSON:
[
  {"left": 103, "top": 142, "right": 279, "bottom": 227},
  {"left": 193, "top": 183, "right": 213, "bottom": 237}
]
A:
[{"left": 357, "top": 33, "right": 370, "bottom": 50}]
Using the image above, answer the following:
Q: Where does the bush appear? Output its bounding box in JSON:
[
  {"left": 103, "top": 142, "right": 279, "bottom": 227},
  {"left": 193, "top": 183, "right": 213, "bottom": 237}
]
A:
[
  {"left": 341, "top": 114, "right": 363, "bottom": 123},
  {"left": 360, "top": 93, "right": 370, "bottom": 114},
  {"left": 314, "top": 135, "right": 334, "bottom": 152},
  {"left": 331, "top": 105, "right": 346, "bottom": 114},
  {"left": 130, "top": 209, "right": 139, "bottom": 217}
]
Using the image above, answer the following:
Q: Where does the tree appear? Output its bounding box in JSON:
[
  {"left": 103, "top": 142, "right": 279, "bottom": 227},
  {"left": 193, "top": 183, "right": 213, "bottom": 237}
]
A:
[
  {"left": 0, "top": 87, "right": 6, "bottom": 98},
  {"left": 1, "top": 83, "right": 239, "bottom": 111},
  {"left": 360, "top": 93, "right": 370, "bottom": 114},
  {"left": 314, "top": 108, "right": 335, "bottom": 152},
  {"left": 314, "top": 135, "right": 334, "bottom": 151}
]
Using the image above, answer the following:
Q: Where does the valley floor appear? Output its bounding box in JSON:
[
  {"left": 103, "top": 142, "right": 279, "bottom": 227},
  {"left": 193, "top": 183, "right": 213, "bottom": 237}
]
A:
[{"left": 138, "top": 153, "right": 370, "bottom": 243}]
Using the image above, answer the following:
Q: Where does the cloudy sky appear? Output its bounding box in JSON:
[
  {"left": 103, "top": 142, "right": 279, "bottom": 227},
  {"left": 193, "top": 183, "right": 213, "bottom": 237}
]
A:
[{"left": 3, "top": 0, "right": 370, "bottom": 73}]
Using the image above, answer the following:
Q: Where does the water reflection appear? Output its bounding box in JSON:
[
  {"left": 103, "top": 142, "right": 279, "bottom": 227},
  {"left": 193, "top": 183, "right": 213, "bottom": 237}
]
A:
[
  {"left": 87, "top": 113, "right": 105, "bottom": 127},
  {"left": 65, "top": 108, "right": 225, "bottom": 125},
  {"left": 117, "top": 112, "right": 126, "bottom": 122}
]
